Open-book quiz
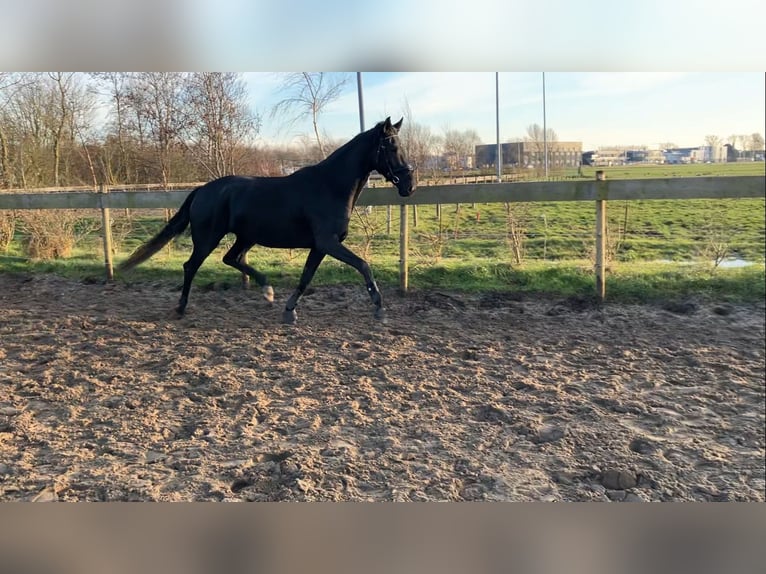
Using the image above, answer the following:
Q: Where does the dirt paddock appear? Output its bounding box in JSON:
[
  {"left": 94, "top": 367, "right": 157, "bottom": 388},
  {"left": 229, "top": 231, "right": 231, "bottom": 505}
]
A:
[{"left": 1, "top": 273, "right": 763, "bottom": 501}]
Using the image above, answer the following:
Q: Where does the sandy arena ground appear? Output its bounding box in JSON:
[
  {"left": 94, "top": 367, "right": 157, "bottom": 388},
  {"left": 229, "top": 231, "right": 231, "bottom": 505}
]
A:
[{"left": 0, "top": 273, "right": 763, "bottom": 501}]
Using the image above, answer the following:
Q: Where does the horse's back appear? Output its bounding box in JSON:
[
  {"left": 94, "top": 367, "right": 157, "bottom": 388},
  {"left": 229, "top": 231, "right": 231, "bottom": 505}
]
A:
[
  {"left": 189, "top": 174, "right": 316, "bottom": 248},
  {"left": 190, "top": 175, "right": 273, "bottom": 217}
]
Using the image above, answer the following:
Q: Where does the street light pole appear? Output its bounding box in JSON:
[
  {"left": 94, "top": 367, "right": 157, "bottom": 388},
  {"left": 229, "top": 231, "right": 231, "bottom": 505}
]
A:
[
  {"left": 543, "top": 72, "right": 548, "bottom": 178},
  {"left": 356, "top": 72, "right": 365, "bottom": 132},
  {"left": 496, "top": 72, "right": 502, "bottom": 182}
]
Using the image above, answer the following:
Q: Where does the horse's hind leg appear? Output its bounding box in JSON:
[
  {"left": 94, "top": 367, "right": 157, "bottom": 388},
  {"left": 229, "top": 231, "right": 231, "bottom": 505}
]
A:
[
  {"left": 222, "top": 238, "right": 273, "bottom": 302},
  {"left": 177, "top": 247, "right": 210, "bottom": 316},
  {"left": 240, "top": 252, "right": 250, "bottom": 290},
  {"left": 177, "top": 230, "right": 225, "bottom": 316},
  {"left": 282, "top": 248, "right": 325, "bottom": 324}
]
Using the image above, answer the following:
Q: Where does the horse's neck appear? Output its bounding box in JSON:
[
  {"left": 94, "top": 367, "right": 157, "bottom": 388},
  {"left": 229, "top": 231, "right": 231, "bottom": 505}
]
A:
[
  {"left": 320, "top": 134, "right": 375, "bottom": 205},
  {"left": 350, "top": 179, "right": 367, "bottom": 206}
]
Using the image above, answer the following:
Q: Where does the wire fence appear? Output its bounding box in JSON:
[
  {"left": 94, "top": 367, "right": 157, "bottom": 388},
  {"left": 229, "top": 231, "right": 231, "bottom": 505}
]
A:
[
  {"left": 2, "top": 198, "right": 762, "bottom": 270},
  {"left": 1, "top": 175, "right": 764, "bottom": 298}
]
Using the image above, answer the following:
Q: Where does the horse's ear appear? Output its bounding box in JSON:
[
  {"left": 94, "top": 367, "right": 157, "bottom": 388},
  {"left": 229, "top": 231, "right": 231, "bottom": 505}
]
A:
[
  {"left": 393, "top": 118, "right": 403, "bottom": 131},
  {"left": 383, "top": 117, "right": 392, "bottom": 130}
]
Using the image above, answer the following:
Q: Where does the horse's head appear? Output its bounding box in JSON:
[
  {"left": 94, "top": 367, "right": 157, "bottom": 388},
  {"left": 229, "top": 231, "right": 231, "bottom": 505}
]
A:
[{"left": 374, "top": 117, "right": 415, "bottom": 197}]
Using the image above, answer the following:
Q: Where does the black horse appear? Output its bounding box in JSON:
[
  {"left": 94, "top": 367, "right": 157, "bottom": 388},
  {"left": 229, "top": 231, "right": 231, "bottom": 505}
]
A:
[{"left": 118, "top": 117, "right": 414, "bottom": 323}]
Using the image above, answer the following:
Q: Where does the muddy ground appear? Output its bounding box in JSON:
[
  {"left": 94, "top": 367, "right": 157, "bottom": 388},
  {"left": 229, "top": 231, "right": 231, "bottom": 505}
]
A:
[{"left": 0, "top": 273, "right": 763, "bottom": 501}]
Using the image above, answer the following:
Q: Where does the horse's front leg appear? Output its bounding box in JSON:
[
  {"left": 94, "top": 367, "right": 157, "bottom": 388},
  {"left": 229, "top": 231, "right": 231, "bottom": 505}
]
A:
[{"left": 315, "top": 236, "right": 385, "bottom": 321}]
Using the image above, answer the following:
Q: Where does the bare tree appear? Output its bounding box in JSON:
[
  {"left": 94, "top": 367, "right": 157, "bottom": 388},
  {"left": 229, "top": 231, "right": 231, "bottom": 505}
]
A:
[
  {"left": 49, "top": 72, "right": 72, "bottom": 186},
  {"left": 399, "top": 98, "right": 439, "bottom": 181},
  {"left": 398, "top": 99, "right": 440, "bottom": 226},
  {"left": 2, "top": 73, "right": 94, "bottom": 188},
  {"left": 294, "top": 133, "right": 325, "bottom": 165},
  {"left": 48, "top": 73, "right": 94, "bottom": 186},
  {"left": 122, "top": 73, "right": 192, "bottom": 186},
  {"left": 90, "top": 72, "right": 135, "bottom": 184},
  {"left": 442, "top": 127, "right": 480, "bottom": 171},
  {"left": 727, "top": 134, "right": 749, "bottom": 156},
  {"left": 0, "top": 73, "right": 29, "bottom": 187},
  {"left": 525, "top": 123, "right": 558, "bottom": 165},
  {"left": 747, "top": 132, "right": 764, "bottom": 152},
  {"left": 4, "top": 81, "right": 37, "bottom": 187},
  {"left": 183, "top": 72, "right": 260, "bottom": 178},
  {"left": 704, "top": 135, "right": 722, "bottom": 162},
  {"left": 271, "top": 72, "right": 349, "bottom": 158}
]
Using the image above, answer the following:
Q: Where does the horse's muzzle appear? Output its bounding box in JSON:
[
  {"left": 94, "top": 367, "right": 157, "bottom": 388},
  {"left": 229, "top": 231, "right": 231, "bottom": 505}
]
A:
[{"left": 395, "top": 170, "right": 416, "bottom": 197}]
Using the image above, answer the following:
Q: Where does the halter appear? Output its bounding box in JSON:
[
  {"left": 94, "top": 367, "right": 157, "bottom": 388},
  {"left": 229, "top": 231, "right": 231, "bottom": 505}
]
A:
[{"left": 375, "top": 134, "right": 411, "bottom": 185}]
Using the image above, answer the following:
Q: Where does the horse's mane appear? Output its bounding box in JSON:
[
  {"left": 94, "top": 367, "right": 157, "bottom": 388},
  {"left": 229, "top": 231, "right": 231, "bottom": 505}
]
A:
[{"left": 320, "top": 121, "right": 383, "bottom": 165}]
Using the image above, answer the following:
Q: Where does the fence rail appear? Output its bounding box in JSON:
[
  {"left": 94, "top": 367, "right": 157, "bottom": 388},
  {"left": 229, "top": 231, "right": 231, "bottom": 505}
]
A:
[
  {"left": 1, "top": 176, "right": 763, "bottom": 210},
  {"left": 1, "top": 176, "right": 764, "bottom": 298}
]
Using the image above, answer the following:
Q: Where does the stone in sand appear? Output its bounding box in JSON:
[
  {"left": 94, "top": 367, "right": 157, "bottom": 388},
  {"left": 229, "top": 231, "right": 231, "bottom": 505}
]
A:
[
  {"left": 533, "top": 425, "right": 566, "bottom": 444},
  {"left": 601, "top": 469, "right": 638, "bottom": 490}
]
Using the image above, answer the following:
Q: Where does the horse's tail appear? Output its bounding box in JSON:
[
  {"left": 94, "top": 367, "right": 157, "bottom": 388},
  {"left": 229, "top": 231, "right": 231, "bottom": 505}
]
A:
[{"left": 117, "top": 188, "right": 198, "bottom": 272}]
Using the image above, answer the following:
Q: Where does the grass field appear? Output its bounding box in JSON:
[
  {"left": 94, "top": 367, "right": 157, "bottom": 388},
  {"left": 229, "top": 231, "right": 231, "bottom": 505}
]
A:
[
  {"left": 1, "top": 163, "right": 764, "bottom": 302},
  {"left": 575, "top": 161, "right": 765, "bottom": 179}
]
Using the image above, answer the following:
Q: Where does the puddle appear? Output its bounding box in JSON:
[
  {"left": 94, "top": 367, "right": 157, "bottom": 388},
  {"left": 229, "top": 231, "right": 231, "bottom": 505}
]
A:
[
  {"left": 717, "top": 258, "right": 754, "bottom": 268},
  {"left": 653, "top": 258, "right": 755, "bottom": 268}
]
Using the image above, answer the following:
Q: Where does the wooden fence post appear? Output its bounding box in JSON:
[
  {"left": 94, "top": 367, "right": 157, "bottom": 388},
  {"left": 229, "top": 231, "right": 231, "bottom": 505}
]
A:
[
  {"left": 399, "top": 203, "right": 409, "bottom": 293},
  {"left": 595, "top": 171, "right": 607, "bottom": 301},
  {"left": 99, "top": 184, "right": 114, "bottom": 281}
]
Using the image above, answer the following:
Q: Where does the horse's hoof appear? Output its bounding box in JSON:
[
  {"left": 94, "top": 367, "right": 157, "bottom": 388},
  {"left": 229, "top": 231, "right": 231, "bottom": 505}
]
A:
[
  {"left": 374, "top": 307, "right": 387, "bottom": 323},
  {"left": 172, "top": 307, "right": 185, "bottom": 319},
  {"left": 282, "top": 309, "right": 297, "bottom": 324},
  {"left": 263, "top": 285, "right": 275, "bottom": 303}
]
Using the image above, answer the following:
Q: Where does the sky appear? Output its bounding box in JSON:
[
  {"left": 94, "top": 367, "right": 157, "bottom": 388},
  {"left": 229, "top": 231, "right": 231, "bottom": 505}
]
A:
[
  {"left": 244, "top": 73, "right": 765, "bottom": 151},
  {"left": 3, "top": 0, "right": 765, "bottom": 70},
  {"left": 4, "top": 1, "right": 763, "bottom": 151}
]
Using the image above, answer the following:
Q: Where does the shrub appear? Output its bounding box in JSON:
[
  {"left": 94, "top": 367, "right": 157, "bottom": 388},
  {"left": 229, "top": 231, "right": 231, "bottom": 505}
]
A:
[
  {"left": 0, "top": 210, "right": 15, "bottom": 252},
  {"left": 18, "top": 210, "right": 98, "bottom": 260}
]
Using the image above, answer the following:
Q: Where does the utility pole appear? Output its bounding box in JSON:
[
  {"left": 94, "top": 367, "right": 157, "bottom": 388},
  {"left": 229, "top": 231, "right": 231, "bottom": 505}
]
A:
[
  {"left": 496, "top": 72, "right": 502, "bottom": 182},
  {"left": 543, "top": 72, "right": 548, "bottom": 178},
  {"left": 356, "top": 72, "right": 365, "bottom": 131}
]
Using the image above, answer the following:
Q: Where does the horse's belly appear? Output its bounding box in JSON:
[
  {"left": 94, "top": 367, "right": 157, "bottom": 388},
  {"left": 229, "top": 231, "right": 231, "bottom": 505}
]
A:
[
  {"left": 247, "top": 224, "right": 315, "bottom": 249},
  {"left": 257, "top": 235, "right": 314, "bottom": 249}
]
